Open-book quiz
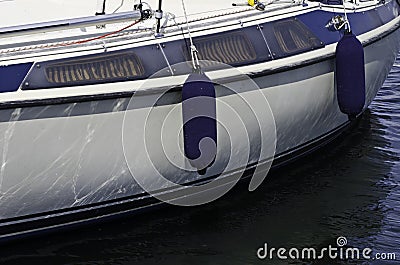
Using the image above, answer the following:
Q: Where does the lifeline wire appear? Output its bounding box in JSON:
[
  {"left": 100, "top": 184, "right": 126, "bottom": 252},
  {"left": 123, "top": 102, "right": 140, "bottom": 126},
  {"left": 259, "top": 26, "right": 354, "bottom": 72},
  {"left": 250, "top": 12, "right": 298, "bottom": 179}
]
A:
[{"left": 181, "top": 0, "right": 200, "bottom": 70}]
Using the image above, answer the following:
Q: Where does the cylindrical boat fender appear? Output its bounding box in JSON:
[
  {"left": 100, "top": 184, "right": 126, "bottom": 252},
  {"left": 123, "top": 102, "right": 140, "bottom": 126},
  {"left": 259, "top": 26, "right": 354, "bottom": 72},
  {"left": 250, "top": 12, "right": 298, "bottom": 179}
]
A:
[
  {"left": 335, "top": 31, "right": 366, "bottom": 118},
  {"left": 182, "top": 73, "right": 217, "bottom": 173}
]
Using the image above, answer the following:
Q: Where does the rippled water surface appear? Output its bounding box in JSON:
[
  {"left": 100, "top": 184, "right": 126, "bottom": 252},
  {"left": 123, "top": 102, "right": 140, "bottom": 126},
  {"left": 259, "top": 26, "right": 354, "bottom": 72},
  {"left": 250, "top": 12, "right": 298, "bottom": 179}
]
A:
[{"left": 0, "top": 55, "right": 400, "bottom": 265}]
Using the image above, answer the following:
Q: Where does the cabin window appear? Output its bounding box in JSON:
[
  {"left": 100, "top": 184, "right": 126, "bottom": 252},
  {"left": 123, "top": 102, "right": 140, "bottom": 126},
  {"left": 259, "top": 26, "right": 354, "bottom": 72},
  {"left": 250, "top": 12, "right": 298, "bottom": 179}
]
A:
[
  {"left": 44, "top": 52, "right": 145, "bottom": 85},
  {"left": 272, "top": 19, "right": 323, "bottom": 55},
  {"left": 185, "top": 33, "right": 257, "bottom": 66}
]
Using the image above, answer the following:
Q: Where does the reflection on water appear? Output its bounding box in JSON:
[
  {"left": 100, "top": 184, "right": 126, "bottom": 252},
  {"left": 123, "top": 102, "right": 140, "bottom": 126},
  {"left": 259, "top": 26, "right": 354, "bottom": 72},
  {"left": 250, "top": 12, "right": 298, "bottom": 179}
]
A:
[
  {"left": 366, "top": 58, "right": 400, "bottom": 265},
  {"left": 0, "top": 57, "right": 400, "bottom": 265}
]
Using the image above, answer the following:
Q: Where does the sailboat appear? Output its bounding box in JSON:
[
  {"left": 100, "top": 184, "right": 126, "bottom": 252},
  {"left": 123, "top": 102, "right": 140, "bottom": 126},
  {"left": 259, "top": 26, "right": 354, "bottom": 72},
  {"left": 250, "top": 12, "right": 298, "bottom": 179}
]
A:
[{"left": 0, "top": 0, "right": 399, "bottom": 239}]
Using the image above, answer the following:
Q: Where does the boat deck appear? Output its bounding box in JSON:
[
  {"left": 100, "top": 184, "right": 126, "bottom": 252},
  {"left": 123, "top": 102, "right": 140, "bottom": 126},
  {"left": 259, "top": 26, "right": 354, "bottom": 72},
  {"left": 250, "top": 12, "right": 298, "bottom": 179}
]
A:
[{"left": 0, "top": 0, "right": 385, "bottom": 59}]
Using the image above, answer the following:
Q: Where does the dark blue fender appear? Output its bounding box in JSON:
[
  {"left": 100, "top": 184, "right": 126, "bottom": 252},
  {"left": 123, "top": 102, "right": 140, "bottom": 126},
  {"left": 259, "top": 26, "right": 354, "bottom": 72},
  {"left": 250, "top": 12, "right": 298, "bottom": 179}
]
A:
[
  {"left": 182, "top": 73, "right": 217, "bottom": 171},
  {"left": 335, "top": 32, "right": 365, "bottom": 116}
]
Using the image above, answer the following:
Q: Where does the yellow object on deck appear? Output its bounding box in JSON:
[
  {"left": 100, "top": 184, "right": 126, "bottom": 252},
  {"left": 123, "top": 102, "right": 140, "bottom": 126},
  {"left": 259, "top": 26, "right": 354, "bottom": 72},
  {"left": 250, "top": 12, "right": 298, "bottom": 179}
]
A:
[{"left": 248, "top": 0, "right": 259, "bottom": 6}]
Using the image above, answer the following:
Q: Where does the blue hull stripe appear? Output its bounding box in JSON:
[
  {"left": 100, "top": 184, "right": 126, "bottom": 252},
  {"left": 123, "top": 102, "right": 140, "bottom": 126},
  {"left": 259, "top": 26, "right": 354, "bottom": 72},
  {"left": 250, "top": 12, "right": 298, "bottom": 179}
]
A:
[{"left": 0, "top": 63, "right": 32, "bottom": 93}]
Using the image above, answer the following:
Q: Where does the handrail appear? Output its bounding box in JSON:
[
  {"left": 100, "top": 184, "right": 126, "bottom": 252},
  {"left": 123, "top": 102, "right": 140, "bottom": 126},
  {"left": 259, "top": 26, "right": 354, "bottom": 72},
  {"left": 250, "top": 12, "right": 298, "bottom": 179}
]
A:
[{"left": 0, "top": 10, "right": 142, "bottom": 38}]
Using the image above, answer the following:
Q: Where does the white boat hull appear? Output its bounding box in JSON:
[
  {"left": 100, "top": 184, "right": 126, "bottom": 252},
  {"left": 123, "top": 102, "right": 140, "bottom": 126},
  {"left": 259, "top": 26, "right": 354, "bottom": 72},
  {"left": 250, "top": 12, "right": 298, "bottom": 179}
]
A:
[{"left": 0, "top": 27, "right": 398, "bottom": 224}]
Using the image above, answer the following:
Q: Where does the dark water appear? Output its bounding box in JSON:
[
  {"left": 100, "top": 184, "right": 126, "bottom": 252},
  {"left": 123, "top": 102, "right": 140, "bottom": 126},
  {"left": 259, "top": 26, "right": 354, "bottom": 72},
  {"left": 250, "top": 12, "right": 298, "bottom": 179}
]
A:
[{"left": 1, "top": 55, "right": 400, "bottom": 265}]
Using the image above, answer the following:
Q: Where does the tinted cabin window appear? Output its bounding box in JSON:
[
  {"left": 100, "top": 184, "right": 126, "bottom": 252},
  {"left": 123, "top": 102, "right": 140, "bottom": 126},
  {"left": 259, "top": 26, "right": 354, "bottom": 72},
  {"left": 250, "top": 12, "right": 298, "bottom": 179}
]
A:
[
  {"left": 273, "top": 19, "right": 323, "bottom": 56},
  {"left": 186, "top": 33, "right": 257, "bottom": 66},
  {"left": 44, "top": 52, "right": 144, "bottom": 85}
]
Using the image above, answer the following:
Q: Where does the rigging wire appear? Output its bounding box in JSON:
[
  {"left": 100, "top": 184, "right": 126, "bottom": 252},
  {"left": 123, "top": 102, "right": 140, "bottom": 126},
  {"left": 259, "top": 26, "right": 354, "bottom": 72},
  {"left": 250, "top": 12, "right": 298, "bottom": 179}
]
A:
[
  {"left": 342, "top": 0, "right": 352, "bottom": 32},
  {"left": 112, "top": 0, "right": 125, "bottom": 13},
  {"left": 181, "top": 0, "right": 200, "bottom": 71}
]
